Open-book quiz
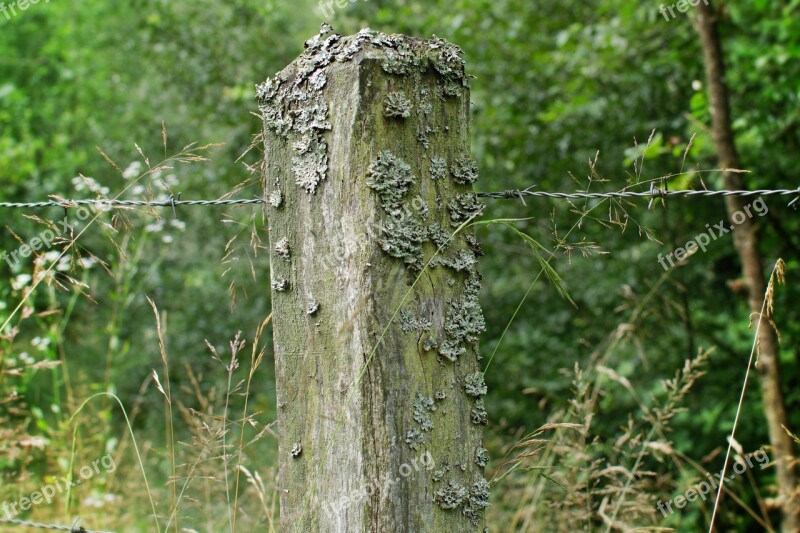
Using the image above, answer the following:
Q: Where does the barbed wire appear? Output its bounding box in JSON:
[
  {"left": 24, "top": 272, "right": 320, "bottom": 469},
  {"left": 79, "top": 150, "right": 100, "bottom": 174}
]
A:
[
  {"left": 477, "top": 186, "right": 800, "bottom": 205},
  {"left": 0, "top": 186, "right": 797, "bottom": 210},
  {"left": 0, "top": 197, "right": 264, "bottom": 209},
  {"left": 0, "top": 516, "right": 115, "bottom": 533}
]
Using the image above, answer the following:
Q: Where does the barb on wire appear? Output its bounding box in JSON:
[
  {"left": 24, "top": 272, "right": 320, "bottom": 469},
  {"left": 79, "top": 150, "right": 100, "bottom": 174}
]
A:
[
  {"left": 0, "top": 516, "right": 116, "bottom": 533},
  {"left": 789, "top": 188, "right": 800, "bottom": 209},
  {"left": 647, "top": 181, "right": 668, "bottom": 210},
  {"left": 0, "top": 186, "right": 798, "bottom": 210},
  {"left": 167, "top": 193, "right": 178, "bottom": 218}
]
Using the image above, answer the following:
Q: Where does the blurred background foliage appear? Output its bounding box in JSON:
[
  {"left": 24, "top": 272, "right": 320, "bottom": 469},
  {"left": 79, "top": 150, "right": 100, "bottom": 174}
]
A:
[{"left": 1, "top": 0, "right": 798, "bottom": 530}]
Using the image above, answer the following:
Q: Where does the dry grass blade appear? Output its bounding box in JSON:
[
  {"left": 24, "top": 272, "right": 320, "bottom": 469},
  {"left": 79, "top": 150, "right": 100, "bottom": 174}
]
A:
[
  {"left": 782, "top": 425, "right": 800, "bottom": 445},
  {"left": 152, "top": 370, "right": 170, "bottom": 404},
  {"left": 96, "top": 146, "right": 122, "bottom": 173},
  {"left": 709, "top": 259, "right": 786, "bottom": 532}
]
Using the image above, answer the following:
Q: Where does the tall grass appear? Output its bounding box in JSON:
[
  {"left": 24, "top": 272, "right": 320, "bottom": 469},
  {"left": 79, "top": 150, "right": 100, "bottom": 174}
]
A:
[{"left": 0, "top": 134, "right": 790, "bottom": 532}]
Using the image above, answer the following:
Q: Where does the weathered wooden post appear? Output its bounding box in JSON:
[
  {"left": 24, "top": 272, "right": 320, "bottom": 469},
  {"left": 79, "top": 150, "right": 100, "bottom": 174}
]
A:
[{"left": 258, "top": 26, "right": 489, "bottom": 532}]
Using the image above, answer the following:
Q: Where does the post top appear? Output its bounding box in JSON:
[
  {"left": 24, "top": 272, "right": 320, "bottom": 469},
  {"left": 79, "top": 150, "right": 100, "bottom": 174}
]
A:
[
  {"left": 256, "top": 25, "right": 472, "bottom": 194},
  {"left": 257, "top": 25, "right": 470, "bottom": 103}
]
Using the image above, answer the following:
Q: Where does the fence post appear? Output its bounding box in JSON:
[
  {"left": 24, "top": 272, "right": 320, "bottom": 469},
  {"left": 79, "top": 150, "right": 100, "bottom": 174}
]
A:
[{"left": 258, "top": 26, "right": 489, "bottom": 532}]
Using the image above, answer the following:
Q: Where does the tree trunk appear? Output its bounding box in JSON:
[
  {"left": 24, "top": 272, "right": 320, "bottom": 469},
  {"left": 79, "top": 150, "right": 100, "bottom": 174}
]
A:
[
  {"left": 259, "top": 27, "right": 489, "bottom": 532},
  {"left": 693, "top": 4, "right": 799, "bottom": 531}
]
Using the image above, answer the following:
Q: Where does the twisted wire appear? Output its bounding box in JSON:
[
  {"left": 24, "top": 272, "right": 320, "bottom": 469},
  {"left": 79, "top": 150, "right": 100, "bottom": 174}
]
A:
[
  {"left": 0, "top": 187, "right": 796, "bottom": 209},
  {"left": 0, "top": 516, "right": 115, "bottom": 533},
  {"left": 475, "top": 187, "right": 800, "bottom": 201},
  {"left": 0, "top": 198, "right": 265, "bottom": 208}
]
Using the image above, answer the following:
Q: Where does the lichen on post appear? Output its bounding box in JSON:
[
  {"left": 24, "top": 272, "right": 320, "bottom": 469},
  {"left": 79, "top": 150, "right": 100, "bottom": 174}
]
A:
[{"left": 258, "top": 25, "right": 488, "bottom": 532}]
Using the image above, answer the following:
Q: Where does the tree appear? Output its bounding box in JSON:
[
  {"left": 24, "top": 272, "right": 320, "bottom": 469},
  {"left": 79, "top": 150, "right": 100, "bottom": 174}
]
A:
[{"left": 694, "top": 2, "right": 799, "bottom": 530}]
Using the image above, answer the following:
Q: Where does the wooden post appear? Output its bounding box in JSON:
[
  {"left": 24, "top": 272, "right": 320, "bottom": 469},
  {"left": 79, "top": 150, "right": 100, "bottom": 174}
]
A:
[{"left": 258, "top": 26, "right": 488, "bottom": 532}]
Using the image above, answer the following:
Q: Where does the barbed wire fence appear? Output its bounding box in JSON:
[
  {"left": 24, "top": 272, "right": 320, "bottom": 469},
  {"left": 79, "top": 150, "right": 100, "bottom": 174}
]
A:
[
  {"left": 0, "top": 516, "right": 115, "bottom": 533},
  {"left": 0, "top": 184, "right": 796, "bottom": 532},
  {"left": 0, "top": 186, "right": 797, "bottom": 211}
]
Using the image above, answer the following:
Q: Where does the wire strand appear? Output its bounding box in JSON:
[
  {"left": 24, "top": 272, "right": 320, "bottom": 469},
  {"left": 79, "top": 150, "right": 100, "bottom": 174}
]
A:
[
  {"left": 0, "top": 186, "right": 797, "bottom": 209},
  {"left": 0, "top": 198, "right": 265, "bottom": 208},
  {"left": 0, "top": 516, "right": 115, "bottom": 533},
  {"left": 475, "top": 187, "right": 800, "bottom": 201}
]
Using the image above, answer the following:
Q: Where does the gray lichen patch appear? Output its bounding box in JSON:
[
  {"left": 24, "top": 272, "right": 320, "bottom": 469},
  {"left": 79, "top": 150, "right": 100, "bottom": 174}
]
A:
[
  {"left": 442, "top": 79, "right": 463, "bottom": 99},
  {"left": 256, "top": 25, "right": 336, "bottom": 195},
  {"left": 400, "top": 309, "right": 417, "bottom": 333},
  {"left": 413, "top": 394, "right": 436, "bottom": 432},
  {"left": 417, "top": 123, "right": 436, "bottom": 149},
  {"left": 400, "top": 309, "right": 432, "bottom": 333},
  {"left": 427, "top": 36, "right": 468, "bottom": 84},
  {"left": 290, "top": 442, "right": 303, "bottom": 458},
  {"left": 379, "top": 215, "right": 426, "bottom": 268},
  {"left": 384, "top": 92, "right": 412, "bottom": 119},
  {"left": 435, "top": 474, "right": 489, "bottom": 523},
  {"left": 434, "top": 479, "right": 468, "bottom": 510},
  {"left": 365, "top": 150, "right": 430, "bottom": 267},
  {"left": 307, "top": 295, "right": 320, "bottom": 315},
  {"left": 474, "top": 447, "right": 489, "bottom": 468},
  {"left": 366, "top": 150, "right": 415, "bottom": 211},
  {"left": 432, "top": 464, "right": 450, "bottom": 483},
  {"left": 448, "top": 193, "right": 485, "bottom": 227},
  {"left": 308, "top": 67, "right": 327, "bottom": 90},
  {"left": 272, "top": 276, "right": 289, "bottom": 292},
  {"left": 418, "top": 88, "right": 433, "bottom": 116},
  {"left": 382, "top": 41, "right": 417, "bottom": 75},
  {"left": 423, "top": 337, "right": 438, "bottom": 352},
  {"left": 404, "top": 428, "right": 425, "bottom": 450},
  {"left": 292, "top": 136, "right": 328, "bottom": 194},
  {"left": 429, "top": 156, "right": 447, "bottom": 181},
  {"left": 464, "top": 372, "right": 487, "bottom": 397},
  {"left": 465, "top": 233, "right": 483, "bottom": 255},
  {"left": 292, "top": 103, "right": 330, "bottom": 136},
  {"left": 471, "top": 399, "right": 488, "bottom": 426},
  {"left": 445, "top": 296, "right": 486, "bottom": 344},
  {"left": 464, "top": 272, "right": 482, "bottom": 300},
  {"left": 419, "top": 316, "right": 433, "bottom": 331},
  {"left": 435, "top": 390, "right": 447, "bottom": 401},
  {"left": 427, "top": 223, "right": 452, "bottom": 250},
  {"left": 268, "top": 190, "right": 283, "bottom": 208},
  {"left": 417, "top": 198, "right": 430, "bottom": 220},
  {"left": 438, "top": 339, "right": 466, "bottom": 363},
  {"left": 451, "top": 156, "right": 479, "bottom": 185},
  {"left": 274, "top": 237, "right": 291, "bottom": 259},
  {"left": 414, "top": 84, "right": 435, "bottom": 150},
  {"left": 463, "top": 477, "right": 490, "bottom": 524},
  {"left": 256, "top": 78, "right": 292, "bottom": 136},
  {"left": 436, "top": 250, "right": 478, "bottom": 272}
]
